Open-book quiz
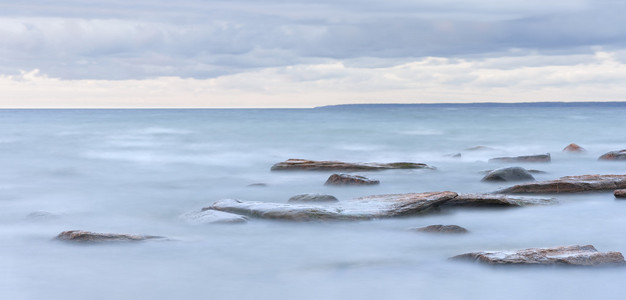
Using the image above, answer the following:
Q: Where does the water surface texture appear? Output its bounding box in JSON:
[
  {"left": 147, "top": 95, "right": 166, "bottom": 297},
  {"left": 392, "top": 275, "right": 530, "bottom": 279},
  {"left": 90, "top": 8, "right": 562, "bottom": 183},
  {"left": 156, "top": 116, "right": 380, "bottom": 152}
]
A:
[{"left": 2, "top": 105, "right": 626, "bottom": 299}]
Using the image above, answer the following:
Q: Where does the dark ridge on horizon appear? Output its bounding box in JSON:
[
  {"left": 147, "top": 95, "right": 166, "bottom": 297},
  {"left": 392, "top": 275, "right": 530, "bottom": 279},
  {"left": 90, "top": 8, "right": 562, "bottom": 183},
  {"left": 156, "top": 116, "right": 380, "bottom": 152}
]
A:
[{"left": 315, "top": 101, "right": 626, "bottom": 109}]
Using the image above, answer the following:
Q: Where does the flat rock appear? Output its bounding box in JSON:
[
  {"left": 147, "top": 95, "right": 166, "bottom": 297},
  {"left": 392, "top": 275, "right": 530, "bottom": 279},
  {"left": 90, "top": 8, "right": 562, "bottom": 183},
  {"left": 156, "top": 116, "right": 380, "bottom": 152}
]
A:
[
  {"left": 181, "top": 209, "right": 248, "bottom": 224},
  {"left": 451, "top": 245, "right": 625, "bottom": 266},
  {"left": 55, "top": 230, "right": 164, "bottom": 243},
  {"left": 288, "top": 193, "right": 339, "bottom": 203},
  {"left": 270, "top": 158, "right": 434, "bottom": 171},
  {"left": 208, "top": 191, "right": 458, "bottom": 221},
  {"left": 325, "top": 174, "right": 379, "bottom": 185},
  {"left": 489, "top": 153, "right": 551, "bottom": 163},
  {"left": 563, "top": 143, "right": 585, "bottom": 153},
  {"left": 481, "top": 167, "right": 535, "bottom": 182},
  {"left": 615, "top": 189, "right": 626, "bottom": 198},
  {"left": 496, "top": 174, "right": 626, "bottom": 194},
  {"left": 439, "top": 193, "right": 556, "bottom": 208},
  {"left": 599, "top": 150, "right": 626, "bottom": 161},
  {"left": 413, "top": 225, "right": 468, "bottom": 234}
]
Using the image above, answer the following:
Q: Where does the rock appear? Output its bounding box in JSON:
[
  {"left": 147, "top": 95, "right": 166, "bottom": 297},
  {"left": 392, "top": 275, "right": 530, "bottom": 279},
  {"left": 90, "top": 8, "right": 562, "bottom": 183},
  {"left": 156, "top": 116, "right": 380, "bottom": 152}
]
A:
[
  {"left": 496, "top": 174, "right": 626, "bottom": 194},
  {"left": 489, "top": 153, "right": 551, "bottom": 163},
  {"left": 451, "top": 245, "right": 625, "bottom": 266},
  {"left": 288, "top": 194, "right": 339, "bottom": 203},
  {"left": 599, "top": 150, "right": 626, "bottom": 161},
  {"left": 615, "top": 189, "right": 626, "bottom": 198},
  {"left": 413, "top": 225, "right": 468, "bottom": 234},
  {"left": 208, "top": 191, "right": 458, "bottom": 221},
  {"left": 439, "top": 193, "right": 556, "bottom": 208},
  {"left": 247, "top": 183, "right": 267, "bottom": 187},
  {"left": 466, "top": 146, "right": 494, "bottom": 151},
  {"left": 481, "top": 167, "right": 535, "bottom": 182},
  {"left": 270, "top": 158, "right": 434, "bottom": 171},
  {"left": 181, "top": 209, "right": 248, "bottom": 224},
  {"left": 563, "top": 143, "right": 585, "bottom": 153},
  {"left": 25, "top": 210, "right": 58, "bottom": 221},
  {"left": 55, "top": 230, "right": 164, "bottom": 243},
  {"left": 445, "top": 153, "right": 462, "bottom": 158},
  {"left": 325, "top": 174, "right": 379, "bottom": 186}
]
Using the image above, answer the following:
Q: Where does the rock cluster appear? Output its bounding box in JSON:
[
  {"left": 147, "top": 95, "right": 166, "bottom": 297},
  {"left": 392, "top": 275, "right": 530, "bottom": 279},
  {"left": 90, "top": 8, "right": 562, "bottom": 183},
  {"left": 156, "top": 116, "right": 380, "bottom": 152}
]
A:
[{"left": 451, "top": 245, "right": 625, "bottom": 266}]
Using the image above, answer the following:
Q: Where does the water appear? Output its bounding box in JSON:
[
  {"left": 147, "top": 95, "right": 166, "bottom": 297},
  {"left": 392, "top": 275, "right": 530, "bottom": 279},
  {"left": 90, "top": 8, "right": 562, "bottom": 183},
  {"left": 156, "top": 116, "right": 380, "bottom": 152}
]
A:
[{"left": 1, "top": 105, "right": 626, "bottom": 299}]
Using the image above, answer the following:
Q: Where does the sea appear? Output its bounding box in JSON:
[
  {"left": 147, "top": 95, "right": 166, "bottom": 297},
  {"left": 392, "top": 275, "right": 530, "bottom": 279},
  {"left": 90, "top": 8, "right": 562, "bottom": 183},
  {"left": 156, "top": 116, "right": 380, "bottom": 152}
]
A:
[{"left": 1, "top": 103, "right": 626, "bottom": 300}]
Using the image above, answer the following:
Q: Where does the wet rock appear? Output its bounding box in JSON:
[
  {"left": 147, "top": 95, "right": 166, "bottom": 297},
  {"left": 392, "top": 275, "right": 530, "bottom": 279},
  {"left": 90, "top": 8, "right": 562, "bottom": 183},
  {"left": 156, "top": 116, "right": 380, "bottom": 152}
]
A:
[
  {"left": 181, "top": 209, "right": 248, "bottom": 224},
  {"left": 413, "top": 225, "right": 468, "bottom": 234},
  {"left": 563, "top": 143, "right": 586, "bottom": 153},
  {"left": 496, "top": 174, "right": 626, "bottom": 194},
  {"left": 489, "top": 153, "right": 551, "bottom": 163},
  {"left": 288, "top": 193, "right": 339, "bottom": 203},
  {"left": 615, "top": 189, "right": 626, "bottom": 198},
  {"left": 270, "top": 158, "right": 434, "bottom": 171},
  {"left": 439, "top": 193, "right": 556, "bottom": 208},
  {"left": 481, "top": 167, "right": 535, "bottom": 182},
  {"left": 599, "top": 150, "right": 626, "bottom": 161},
  {"left": 325, "top": 174, "right": 379, "bottom": 186},
  {"left": 55, "top": 230, "right": 164, "bottom": 243},
  {"left": 208, "top": 191, "right": 458, "bottom": 221},
  {"left": 451, "top": 245, "right": 625, "bottom": 266}
]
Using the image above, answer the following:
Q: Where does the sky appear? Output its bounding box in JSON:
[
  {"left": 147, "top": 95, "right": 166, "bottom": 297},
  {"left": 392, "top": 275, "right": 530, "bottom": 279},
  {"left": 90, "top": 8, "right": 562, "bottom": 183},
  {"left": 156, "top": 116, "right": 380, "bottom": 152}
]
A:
[{"left": 2, "top": 0, "right": 626, "bottom": 108}]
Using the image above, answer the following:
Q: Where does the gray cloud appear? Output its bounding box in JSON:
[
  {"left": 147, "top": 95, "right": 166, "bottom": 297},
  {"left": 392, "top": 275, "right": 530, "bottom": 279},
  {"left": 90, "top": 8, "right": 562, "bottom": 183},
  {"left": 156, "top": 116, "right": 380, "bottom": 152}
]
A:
[{"left": 0, "top": 0, "right": 625, "bottom": 79}]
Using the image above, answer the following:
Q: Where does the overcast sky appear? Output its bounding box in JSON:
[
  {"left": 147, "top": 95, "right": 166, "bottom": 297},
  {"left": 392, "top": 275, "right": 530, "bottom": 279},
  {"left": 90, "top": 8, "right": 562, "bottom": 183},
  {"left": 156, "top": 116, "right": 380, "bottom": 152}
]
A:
[{"left": 2, "top": 0, "right": 626, "bottom": 107}]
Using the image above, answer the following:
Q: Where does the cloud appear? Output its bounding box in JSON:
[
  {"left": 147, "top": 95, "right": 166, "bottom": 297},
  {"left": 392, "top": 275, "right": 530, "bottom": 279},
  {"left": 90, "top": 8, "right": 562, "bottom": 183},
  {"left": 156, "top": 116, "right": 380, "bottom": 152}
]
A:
[{"left": 2, "top": 52, "right": 625, "bottom": 108}]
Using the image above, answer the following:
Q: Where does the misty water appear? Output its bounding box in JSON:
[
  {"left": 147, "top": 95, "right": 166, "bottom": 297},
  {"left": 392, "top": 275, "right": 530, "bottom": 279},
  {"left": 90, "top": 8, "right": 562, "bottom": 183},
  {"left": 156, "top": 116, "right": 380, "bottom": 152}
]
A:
[{"left": 2, "top": 105, "right": 626, "bottom": 299}]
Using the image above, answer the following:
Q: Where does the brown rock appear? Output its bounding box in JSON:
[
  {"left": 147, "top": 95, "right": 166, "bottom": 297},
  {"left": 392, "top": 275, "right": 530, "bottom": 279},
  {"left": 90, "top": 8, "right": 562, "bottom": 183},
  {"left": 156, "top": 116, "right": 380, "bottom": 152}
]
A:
[
  {"left": 270, "top": 158, "right": 434, "bottom": 171},
  {"left": 413, "top": 225, "right": 468, "bottom": 234},
  {"left": 439, "top": 193, "right": 556, "bottom": 208},
  {"left": 325, "top": 174, "right": 379, "bottom": 186},
  {"left": 208, "top": 191, "right": 458, "bottom": 221},
  {"left": 615, "top": 189, "right": 626, "bottom": 198},
  {"left": 563, "top": 143, "right": 585, "bottom": 153},
  {"left": 489, "top": 153, "right": 551, "bottom": 163},
  {"left": 599, "top": 150, "right": 626, "bottom": 161},
  {"left": 55, "top": 230, "right": 164, "bottom": 243},
  {"left": 496, "top": 174, "right": 626, "bottom": 194},
  {"left": 451, "top": 245, "right": 625, "bottom": 266}
]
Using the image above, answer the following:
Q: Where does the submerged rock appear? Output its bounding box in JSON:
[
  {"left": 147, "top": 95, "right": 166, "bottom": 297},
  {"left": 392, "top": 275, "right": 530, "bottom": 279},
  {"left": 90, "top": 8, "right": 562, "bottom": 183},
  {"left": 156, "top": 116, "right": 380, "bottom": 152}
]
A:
[
  {"left": 413, "top": 225, "right": 468, "bottom": 234},
  {"left": 181, "top": 209, "right": 248, "bottom": 224},
  {"left": 489, "top": 153, "right": 551, "bottom": 163},
  {"left": 496, "top": 174, "right": 626, "bottom": 194},
  {"left": 207, "top": 191, "right": 458, "bottom": 221},
  {"left": 466, "top": 146, "right": 495, "bottom": 151},
  {"left": 599, "top": 150, "right": 626, "bottom": 161},
  {"left": 288, "top": 193, "right": 339, "bottom": 203},
  {"left": 451, "top": 245, "right": 625, "bottom": 266},
  {"left": 25, "top": 210, "right": 59, "bottom": 221},
  {"left": 325, "top": 174, "right": 379, "bottom": 186},
  {"left": 55, "top": 230, "right": 164, "bottom": 243},
  {"left": 440, "top": 193, "right": 556, "bottom": 208},
  {"left": 481, "top": 167, "right": 535, "bottom": 182},
  {"left": 247, "top": 183, "right": 268, "bottom": 187},
  {"left": 270, "top": 159, "right": 434, "bottom": 171},
  {"left": 615, "top": 189, "right": 626, "bottom": 199},
  {"left": 563, "top": 143, "right": 586, "bottom": 153}
]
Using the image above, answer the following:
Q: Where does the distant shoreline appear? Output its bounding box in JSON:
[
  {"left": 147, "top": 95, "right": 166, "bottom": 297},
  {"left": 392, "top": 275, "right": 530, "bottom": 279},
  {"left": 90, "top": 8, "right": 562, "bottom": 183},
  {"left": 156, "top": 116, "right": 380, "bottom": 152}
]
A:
[{"left": 315, "top": 101, "right": 626, "bottom": 109}]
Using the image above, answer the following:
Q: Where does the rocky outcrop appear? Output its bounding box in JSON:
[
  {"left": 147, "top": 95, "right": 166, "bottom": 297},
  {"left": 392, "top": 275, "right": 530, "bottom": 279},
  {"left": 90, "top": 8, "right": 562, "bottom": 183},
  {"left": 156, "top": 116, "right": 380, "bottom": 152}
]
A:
[
  {"left": 563, "top": 143, "right": 585, "bottom": 153},
  {"left": 451, "top": 245, "right": 625, "bottom": 266},
  {"left": 481, "top": 167, "right": 535, "bottom": 182},
  {"left": 207, "top": 191, "right": 458, "bottom": 221},
  {"left": 55, "top": 230, "right": 164, "bottom": 243},
  {"left": 181, "top": 209, "right": 248, "bottom": 224},
  {"left": 496, "top": 174, "right": 626, "bottom": 194},
  {"left": 270, "top": 159, "right": 434, "bottom": 171},
  {"left": 489, "top": 153, "right": 551, "bottom": 163},
  {"left": 439, "top": 194, "right": 556, "bottom": 208},
  {"left": 325, "top": 174, "right": 379, "bottom": 185},
  {"left": 288, "top": 194, "right": 339, "bottom": 203},
  {"left": 599, "top": 150, "right": 626, "bottom": 160},
  {"left": 413, "top": 225, "right": 468, "bottom": 234},
  {"left": 615, "top": 189, "right": 626, "bottom": 198}
]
